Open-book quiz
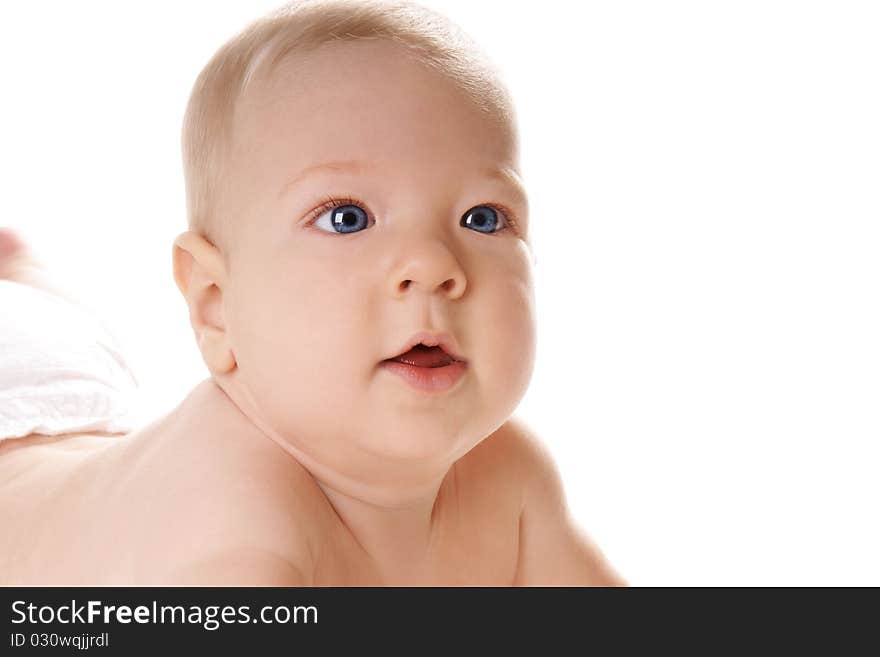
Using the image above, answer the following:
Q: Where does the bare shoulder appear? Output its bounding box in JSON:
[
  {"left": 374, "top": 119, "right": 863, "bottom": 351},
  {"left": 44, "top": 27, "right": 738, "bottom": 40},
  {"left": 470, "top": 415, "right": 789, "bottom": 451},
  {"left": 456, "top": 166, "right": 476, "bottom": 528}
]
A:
[
  {"left": 127, "top": 429, "right": 320, "bottom": 586},
  {"left": 145, "top": 475, "right": 317, "bottom": 586},
  {"left": 464, "top": 416, "right": 565, "bottom": 497},
  {"left": 489, "top": 416, "right": 629, "bottom": 587},
  {"left": 453, "top": 417, "right": 539, "bottom": 512},
  {"left": 162, "top": 546, "right": 311, "bottom": 586}
]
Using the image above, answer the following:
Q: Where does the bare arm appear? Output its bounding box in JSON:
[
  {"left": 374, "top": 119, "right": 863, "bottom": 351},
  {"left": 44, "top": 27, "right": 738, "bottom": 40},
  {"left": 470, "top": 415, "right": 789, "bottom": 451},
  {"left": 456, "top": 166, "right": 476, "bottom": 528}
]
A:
[
  {"left": 507, "top": 418, "right": 628, "bottom": 586},
  {"left": 163, "top": 547, "right": 310, "bottom": 586}
]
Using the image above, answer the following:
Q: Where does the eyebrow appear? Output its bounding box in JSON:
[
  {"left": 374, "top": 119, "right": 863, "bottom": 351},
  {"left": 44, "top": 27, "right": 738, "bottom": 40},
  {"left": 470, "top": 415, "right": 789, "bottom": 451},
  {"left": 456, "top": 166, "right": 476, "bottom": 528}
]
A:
[
  {"left": 279, "top": 159, "right": 370, "bottom": 197},
  {"left": 277, "top": 159, "right": 528, "bottom": 207}
]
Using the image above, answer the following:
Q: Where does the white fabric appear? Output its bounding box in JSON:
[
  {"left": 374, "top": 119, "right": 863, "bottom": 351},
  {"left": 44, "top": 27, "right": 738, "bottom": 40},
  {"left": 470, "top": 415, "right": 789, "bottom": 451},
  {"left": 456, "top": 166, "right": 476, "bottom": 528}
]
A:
[{"left": 0, "top": 280, "right": 140, "bottom": 440}]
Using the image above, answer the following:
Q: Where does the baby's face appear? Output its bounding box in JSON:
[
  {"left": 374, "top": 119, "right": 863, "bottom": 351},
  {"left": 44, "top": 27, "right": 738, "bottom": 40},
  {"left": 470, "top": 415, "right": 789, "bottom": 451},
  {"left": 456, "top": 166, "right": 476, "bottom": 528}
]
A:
[{"left": 218, "top": 40, "right": 535, "bottom": 479}]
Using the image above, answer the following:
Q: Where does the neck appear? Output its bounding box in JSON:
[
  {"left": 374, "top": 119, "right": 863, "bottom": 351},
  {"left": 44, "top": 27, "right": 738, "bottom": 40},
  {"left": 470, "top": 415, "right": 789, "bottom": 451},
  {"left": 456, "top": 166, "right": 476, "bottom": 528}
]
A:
[
  {"left": 316, "top": 475, "right": 449, "bottom": 576},
  {"left": 197, "top": 377, "right": 457, "bottom": 577},
  {"left": 281, "top": 441, "right": 455, "bottom": 576}
]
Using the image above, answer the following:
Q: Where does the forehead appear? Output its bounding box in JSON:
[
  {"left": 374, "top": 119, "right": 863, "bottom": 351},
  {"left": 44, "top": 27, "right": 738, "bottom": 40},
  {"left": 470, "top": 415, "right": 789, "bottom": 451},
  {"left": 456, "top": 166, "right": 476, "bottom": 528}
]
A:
[{"left": 230, "top": 39, "right": 519, "bottom": 192}]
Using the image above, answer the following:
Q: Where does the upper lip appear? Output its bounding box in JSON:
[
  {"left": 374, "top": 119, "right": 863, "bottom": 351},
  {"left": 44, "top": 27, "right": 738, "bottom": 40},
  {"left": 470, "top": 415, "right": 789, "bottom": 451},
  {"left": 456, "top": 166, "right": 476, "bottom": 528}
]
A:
[{"left": 383, "top": 330, "right": 467, "bottom": 364}]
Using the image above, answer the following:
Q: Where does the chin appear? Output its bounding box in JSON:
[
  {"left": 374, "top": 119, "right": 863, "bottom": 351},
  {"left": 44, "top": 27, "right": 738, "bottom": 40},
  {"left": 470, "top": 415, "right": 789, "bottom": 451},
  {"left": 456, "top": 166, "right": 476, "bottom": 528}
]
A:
[{"left": 363, "top": 418, "right": 472, "bottom": 463}]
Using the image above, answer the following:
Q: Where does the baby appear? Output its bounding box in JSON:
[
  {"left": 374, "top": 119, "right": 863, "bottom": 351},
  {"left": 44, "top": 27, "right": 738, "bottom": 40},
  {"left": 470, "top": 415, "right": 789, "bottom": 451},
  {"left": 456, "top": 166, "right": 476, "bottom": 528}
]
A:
[{"left": 0, "top": 0, "right": 626, "bottom": 586}]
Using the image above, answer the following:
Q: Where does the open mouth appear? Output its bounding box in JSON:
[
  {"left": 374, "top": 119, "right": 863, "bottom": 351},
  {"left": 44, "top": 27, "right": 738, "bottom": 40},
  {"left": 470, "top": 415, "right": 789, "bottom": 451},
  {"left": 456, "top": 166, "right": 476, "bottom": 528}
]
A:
[
  {"left": 384, "top": 344, "right": 460, "bottom": 368},
  {"left": 380, "top": 343, "right": 468, "bottom": 393}
]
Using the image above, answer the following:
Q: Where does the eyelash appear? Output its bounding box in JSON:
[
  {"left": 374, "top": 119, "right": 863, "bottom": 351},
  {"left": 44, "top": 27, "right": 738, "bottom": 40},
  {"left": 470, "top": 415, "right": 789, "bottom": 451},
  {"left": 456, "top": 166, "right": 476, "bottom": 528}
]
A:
[{"left": 305, "top": 195, "right": 520, "bottom": 235}]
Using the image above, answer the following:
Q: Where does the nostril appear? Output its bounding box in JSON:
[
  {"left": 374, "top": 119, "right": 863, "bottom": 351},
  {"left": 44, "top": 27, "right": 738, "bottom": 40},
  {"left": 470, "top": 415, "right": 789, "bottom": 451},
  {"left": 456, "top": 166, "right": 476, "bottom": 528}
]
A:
[{"left": 396, "top": 278, "right": 458, "bottom": 294}]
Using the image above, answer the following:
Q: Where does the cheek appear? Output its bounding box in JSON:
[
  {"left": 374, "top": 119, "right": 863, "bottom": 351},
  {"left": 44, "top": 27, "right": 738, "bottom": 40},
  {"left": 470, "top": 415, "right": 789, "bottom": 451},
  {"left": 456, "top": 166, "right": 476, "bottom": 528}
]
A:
[
  {"left": 226, "top": 261, "right": 373, "bottom": 422},
  {"left": 476, "top": 268, "right": 537, "bottom": 411},
  {"left": 232, "top": 253, "right": 363, "bottom": 339}
]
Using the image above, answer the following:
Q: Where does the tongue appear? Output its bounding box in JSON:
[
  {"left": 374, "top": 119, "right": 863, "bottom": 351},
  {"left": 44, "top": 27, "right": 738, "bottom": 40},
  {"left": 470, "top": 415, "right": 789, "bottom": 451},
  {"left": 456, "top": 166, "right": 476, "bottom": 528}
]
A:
[{"left": 390, "top": 345, "right": 453, "bottom": 368}]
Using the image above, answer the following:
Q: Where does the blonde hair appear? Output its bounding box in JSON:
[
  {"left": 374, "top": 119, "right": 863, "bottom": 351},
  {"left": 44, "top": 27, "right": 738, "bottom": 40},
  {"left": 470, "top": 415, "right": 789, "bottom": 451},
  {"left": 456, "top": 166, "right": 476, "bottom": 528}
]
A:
[{"left": 181, "top": 0, "right": 517, "bottom": 263}]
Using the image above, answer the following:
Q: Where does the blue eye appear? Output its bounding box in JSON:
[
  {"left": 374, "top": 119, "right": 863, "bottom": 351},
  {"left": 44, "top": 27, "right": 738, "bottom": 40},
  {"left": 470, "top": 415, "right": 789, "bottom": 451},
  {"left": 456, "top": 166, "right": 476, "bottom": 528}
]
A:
[
  {"left": 311, "top": 201, "right": 370, "bottom": 234},
  {"left": 461, "top": 205, "right": 508, "bottom": 234},
  {"left": 307, "top": 197, "right": 513, "bottom": 236}
]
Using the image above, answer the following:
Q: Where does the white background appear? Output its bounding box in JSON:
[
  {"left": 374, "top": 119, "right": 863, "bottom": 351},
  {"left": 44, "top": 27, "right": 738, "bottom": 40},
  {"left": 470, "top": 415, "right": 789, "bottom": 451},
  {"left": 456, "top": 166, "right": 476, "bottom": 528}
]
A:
[{"left": 1, "top": 1, "right": 877, "bottom": 585}]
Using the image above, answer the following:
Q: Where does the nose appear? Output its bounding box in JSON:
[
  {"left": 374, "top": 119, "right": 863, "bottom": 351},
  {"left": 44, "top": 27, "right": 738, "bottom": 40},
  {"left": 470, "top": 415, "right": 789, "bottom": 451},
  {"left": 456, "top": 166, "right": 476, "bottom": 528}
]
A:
[{"left": 390, "top": 240, "right": 467, "bottom": 300}]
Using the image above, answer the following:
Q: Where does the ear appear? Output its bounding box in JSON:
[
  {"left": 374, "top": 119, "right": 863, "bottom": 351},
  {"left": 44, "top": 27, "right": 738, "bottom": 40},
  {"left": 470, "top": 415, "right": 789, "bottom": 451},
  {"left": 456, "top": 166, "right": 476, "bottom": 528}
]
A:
[{"left": 172, "top": 231, "right": 236, "bottom": 375}]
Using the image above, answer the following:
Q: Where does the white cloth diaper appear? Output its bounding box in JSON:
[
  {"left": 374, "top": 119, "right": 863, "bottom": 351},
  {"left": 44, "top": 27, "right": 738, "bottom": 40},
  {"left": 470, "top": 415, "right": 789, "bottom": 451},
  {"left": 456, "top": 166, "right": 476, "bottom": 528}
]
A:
[{"left": 0, "top": 280, "right": 141, "bottom": 441}]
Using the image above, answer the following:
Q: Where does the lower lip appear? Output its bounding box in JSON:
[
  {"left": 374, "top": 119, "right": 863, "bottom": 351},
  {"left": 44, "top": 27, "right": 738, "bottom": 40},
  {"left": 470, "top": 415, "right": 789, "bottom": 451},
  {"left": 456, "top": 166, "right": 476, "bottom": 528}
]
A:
[{"left": 379, "top": 360, "right": 468, "bottom": 393}]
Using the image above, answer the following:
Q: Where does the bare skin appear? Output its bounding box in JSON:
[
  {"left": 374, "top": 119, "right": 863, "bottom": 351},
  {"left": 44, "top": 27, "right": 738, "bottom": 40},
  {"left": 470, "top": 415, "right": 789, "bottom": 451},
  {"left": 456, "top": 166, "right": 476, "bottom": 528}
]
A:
[
  {"left": 0, "top": 39, "right": 628, "bottom": 586},
  {"left": 0, "top": 227, "right": 624, "bottom": 585},
  {"left": 0, "top": 377, "right": 522, "bottom": 585}
]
